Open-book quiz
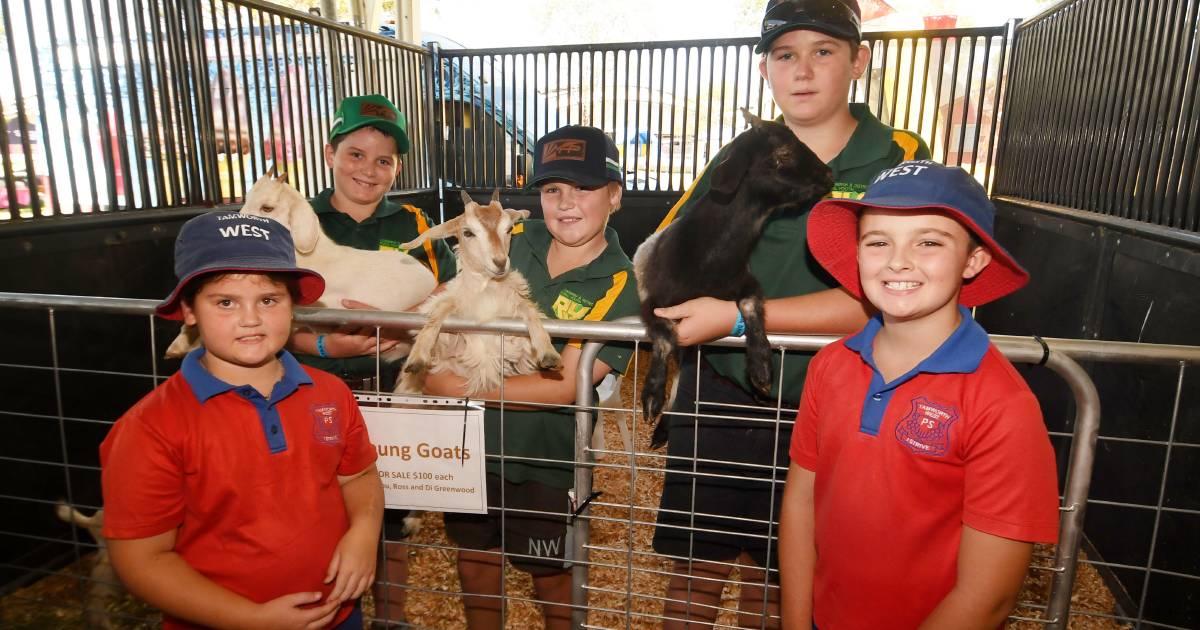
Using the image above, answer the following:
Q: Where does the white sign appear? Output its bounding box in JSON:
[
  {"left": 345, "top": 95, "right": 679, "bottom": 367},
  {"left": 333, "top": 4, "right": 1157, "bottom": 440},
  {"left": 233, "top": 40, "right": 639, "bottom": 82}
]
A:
[{"left": 357, "top": 393, "right": 488, "bottom": 514}]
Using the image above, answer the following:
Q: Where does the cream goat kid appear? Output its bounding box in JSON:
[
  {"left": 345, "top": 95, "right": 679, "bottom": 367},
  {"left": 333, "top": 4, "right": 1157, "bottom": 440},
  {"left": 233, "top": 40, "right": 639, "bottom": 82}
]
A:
[
  {"left": 164, "top": 170, "right": 437, "bottom": 361},
  {"left": 395, "top": 190, "right": 561, "bottom": 395},
  {"left": 55, "top": 503, "right": 124, "bottom": 630}
]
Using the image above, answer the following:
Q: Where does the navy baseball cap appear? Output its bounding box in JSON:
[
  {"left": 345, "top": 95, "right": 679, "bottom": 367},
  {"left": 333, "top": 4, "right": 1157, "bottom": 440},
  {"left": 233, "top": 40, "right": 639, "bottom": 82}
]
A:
[
  {"left": 756, "top": 0, "right": 862, "bottom": 53},
  {"left": 807, "top": 161, "right": 1029, "bottom": 307},
  {"left": 156, "top": 212, "right": 325, "bottom": 320},
  {"left": 528, "top": 125, "right": 624, "bottom": 188},
  {"left": 329, "top": 94, "right": 410, "bottom": 155}
]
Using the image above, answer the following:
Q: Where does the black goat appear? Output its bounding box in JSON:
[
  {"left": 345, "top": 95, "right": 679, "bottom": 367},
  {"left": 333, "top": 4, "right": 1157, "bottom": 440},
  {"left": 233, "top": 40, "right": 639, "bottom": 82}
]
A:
[{"left": 634, "top": 109, "right": 833, "bottom": 447}]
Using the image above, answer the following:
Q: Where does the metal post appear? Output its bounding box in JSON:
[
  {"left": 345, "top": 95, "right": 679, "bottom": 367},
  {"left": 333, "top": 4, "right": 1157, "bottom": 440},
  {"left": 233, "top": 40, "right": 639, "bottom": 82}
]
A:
[{"left": 570, "top": 340, "right": 604, "bottom": 629}]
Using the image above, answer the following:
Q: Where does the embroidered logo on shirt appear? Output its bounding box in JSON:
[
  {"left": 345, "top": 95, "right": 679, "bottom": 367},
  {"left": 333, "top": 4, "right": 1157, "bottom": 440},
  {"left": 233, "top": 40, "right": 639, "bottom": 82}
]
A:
[
  {"left": 895, "top": 397, "right": 959, "bottom": 457},
  {"left": 311, "top": 403, "right": 342, "bottom": 445},
  {"left": 552, "top": 290, "right": 594, "bottom": 320},
  {"left": 379, "top": 238, "right": 404, "bottom": 252}
]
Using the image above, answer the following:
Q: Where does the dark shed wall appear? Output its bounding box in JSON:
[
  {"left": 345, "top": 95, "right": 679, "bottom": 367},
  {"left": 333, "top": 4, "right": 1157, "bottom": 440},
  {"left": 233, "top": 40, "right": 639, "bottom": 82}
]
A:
[{"left": 978, "top": 200, "right": 1200, "bottom": 626}]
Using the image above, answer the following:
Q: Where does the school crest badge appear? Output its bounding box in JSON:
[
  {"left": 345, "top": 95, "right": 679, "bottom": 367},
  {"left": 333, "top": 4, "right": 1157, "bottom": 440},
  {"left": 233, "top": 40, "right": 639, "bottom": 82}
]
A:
[
  {"left": 894, "top": 396, "right": 959, "bottom": 457},
  {"left": 311, "top": 403, "right": 342, "bottom": 445},
  {"left": 552, "top": 290, "right": 594, "bottom": 320}
]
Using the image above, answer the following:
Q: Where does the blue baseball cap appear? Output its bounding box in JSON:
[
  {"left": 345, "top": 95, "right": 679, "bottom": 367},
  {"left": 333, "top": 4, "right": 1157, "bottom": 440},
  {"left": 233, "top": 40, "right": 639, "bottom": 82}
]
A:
[
  {"left": 807, "top": 161, "right": 1029, "bottom": 307},
  {"left": 156, "top": 212, "right": 325, "bottom": 320}
]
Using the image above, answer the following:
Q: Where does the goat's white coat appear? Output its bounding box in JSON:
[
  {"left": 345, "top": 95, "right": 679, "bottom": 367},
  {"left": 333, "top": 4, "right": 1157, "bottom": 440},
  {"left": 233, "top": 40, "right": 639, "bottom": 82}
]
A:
[
  {"left": 165, "top": 173, "right": 438, "bottom": 360},
  {"left": 396, "top": 190, "right": 561, "bottom": 395},
  {"left": 55, "top": 503, "right": 124, "bottom": 630}
]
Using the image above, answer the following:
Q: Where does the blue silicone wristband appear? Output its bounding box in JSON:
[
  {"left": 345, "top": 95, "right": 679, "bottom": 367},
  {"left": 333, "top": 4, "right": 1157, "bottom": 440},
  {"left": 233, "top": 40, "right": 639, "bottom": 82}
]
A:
[
  {"left": 316, "top": 334, "right": 329, "bottom": 358},
  {"left": 730, "top": 310, "right": 746, "bottom": 337}
]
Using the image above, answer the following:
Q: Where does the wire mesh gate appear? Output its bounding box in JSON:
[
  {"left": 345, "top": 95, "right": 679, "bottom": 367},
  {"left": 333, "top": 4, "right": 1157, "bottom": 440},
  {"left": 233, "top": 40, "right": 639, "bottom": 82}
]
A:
[{"left": 3, "top": 293, "right": 1199, "bottom": 628}]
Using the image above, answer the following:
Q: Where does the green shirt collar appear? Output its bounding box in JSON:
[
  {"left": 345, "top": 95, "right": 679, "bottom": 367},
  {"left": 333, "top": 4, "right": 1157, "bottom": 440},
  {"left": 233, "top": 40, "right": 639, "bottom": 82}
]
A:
[
  {"left": 311, "top": 188, "right": 403, "bottom": 221},
  {"left": 519, "top": 219, "right": 628, "bottom": 280},
  {"left": 828, "top": 103, "right": 894, "bottom": 174}
]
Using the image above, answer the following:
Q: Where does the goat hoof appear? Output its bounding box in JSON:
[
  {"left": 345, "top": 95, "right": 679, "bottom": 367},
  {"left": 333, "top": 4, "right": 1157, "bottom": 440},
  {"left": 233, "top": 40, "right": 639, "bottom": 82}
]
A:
[
  {"left": 539, "top": 351, "right": 562, "bottom": 371},
  {"left": 650, "top": 417, "right": 669, "bottom": 450}
]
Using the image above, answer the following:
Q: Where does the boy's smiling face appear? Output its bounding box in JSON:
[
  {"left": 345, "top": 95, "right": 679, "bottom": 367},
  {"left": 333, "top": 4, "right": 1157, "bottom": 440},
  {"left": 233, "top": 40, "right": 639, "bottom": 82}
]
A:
[
  {"left": 760, "top": 29, "right": 869, "bottom": 127},
  {"left": 539, "top": 180, "right": 620, "bottom": 251},
  {"left": 857, "top": 209, "right": 992, "bottom": 325},
  {"left": 182, "top": 273, "right": 294, "bottom": 377},
  {"left": 324, "top": 126, "right": 402, "bottom": 211}
]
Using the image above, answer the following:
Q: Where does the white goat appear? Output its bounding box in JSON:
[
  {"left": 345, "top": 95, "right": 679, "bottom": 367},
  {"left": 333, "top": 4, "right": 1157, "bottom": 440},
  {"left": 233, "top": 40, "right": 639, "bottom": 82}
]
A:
[
  {"left": 165, "top": 170, "right": 438, "bottom": 360},
  {"left": 55, "top": 503, "right": 124, "bottom": 630},
  {"left": 395, "top": 190, "right": 561, "bottom": 395}
]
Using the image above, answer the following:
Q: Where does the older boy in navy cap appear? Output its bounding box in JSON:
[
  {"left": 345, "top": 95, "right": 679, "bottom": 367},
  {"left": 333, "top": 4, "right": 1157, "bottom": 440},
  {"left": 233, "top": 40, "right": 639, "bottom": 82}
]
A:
[
  {"left": 100, "top": 212, "right": 383, "bottom": 630},
  {"left": 780, "top": 162, "right": 1060, "bottom": 629},
  {"left": 651, "top": 1, "right": 931, "bottom": 626}
]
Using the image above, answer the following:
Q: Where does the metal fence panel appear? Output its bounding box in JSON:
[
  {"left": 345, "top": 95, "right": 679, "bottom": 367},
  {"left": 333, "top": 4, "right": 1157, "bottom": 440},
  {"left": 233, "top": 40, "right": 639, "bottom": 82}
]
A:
[
  {"left": 994, "top": 0, "right": 1200, "bottom": 233},
  {"left": 4, "top": 293, "right": 1198, "bottom": 629},
  {"left": 0, "top": 0, "right": 433, "bottom": 223}
]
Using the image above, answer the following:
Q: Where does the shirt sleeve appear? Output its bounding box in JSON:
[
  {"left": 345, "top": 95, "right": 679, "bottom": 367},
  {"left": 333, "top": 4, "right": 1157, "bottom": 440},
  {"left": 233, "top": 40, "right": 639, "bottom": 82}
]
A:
[
  {"left": 960, "top": 381, "right": 1060, "bottom": 543},
  {"left": 99, "top": 403, "right": 186, "bottom": 540},
  {"left": 338, "top": 388, "right": 378, "bottom": 476},
  {"left": 789, "top": 348, "right": 829, "bottom": 471}
]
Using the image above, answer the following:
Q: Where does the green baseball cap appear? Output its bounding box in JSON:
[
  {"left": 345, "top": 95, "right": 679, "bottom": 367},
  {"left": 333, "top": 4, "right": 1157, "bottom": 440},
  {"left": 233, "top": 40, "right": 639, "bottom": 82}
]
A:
[{"left": 328, "top": 94, "right": 410, "bottom": 155}]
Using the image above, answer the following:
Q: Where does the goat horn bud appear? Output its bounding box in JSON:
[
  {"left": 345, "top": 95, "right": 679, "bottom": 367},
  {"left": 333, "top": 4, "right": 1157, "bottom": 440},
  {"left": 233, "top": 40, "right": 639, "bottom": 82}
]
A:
[{"left": 460, "top": 189, "right": 474, "bottom": 206}]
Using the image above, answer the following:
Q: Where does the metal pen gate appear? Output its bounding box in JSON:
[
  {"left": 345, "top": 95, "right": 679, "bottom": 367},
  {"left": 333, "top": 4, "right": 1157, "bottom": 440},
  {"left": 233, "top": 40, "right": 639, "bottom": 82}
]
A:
[{"left": 3, "top": 293, "right": 1199, "bottom": 629}]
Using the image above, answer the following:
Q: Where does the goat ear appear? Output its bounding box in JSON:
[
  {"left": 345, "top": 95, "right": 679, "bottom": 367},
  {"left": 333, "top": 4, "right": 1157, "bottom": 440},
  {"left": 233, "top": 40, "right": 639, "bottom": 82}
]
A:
[
  {"left": 709, "top": 149, "right": 750, "bottom": 195},
  {"left": 740, "top": 107, "right": 763, "bottom": 129},
  {"left": 265, "top": 164, "right": 277, "bottom": 179},
  {"left": 460, "top": 189, "right": 475, "bottom": 207},
  {"left": 275, "top": 170, "right": 288, "bottom": 183},
  {"left": 505, "top": 208, "right": 531, "bottom": 222},
  {"left": 401, "top": 215, "right": 462, "bottom": 250},
  {"left": 490, "top": 188, "right": 501, "bottom": 205},
  {"left": 287, "top": 193, "right": 321, "bottom": 254}
]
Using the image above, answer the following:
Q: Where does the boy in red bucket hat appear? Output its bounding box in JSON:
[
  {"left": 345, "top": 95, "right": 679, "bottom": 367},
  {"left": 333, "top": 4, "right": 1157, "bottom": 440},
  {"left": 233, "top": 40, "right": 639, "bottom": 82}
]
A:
[{"left": 780, "top": 162, "right": 1060, "bottom": 629}]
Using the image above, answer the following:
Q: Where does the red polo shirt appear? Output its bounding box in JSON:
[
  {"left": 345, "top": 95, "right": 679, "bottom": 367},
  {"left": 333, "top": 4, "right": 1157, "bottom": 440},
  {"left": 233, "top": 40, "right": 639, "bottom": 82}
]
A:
[
  {"left": 100, "top": 350, "right": 377, "bottom": 629},
  {"left": 790, "top": 309, "right": 1059, "bottom": 630}
]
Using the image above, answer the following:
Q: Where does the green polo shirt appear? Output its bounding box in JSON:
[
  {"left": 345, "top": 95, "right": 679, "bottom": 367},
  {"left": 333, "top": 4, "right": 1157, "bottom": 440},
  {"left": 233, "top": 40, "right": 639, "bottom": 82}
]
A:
[
  {"left": 297, "top": 188, "right": 458, "bottom": 380},
  {"left": 486, "top": 220, "right": 640, "bottom": 489},
  {"left": 655, "top": 104, "right": 930, "bottom": 403}
]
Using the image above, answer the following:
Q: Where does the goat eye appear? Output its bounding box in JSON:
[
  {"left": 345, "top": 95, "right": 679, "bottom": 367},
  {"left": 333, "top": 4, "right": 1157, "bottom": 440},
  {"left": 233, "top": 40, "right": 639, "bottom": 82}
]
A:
[
  {"left": 506, "top": 225, "right": 514, "bottom": 234},
  {"left": 463, "top": 229, "right": 475, "bottom": 238},
  {"left": 261, "top": 205, "right": 274, "bottom": 213}
]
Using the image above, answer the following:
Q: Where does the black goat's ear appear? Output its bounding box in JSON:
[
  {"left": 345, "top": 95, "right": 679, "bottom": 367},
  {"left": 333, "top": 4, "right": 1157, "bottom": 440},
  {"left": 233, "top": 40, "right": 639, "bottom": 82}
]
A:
[{"left": 710, "top": 149, "right": 750, "bottom": 195}]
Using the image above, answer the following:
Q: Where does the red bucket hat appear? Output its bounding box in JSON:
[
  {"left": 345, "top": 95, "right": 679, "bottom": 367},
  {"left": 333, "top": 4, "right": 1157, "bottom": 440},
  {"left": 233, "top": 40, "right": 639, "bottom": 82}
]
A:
[{"left": 807, "top": 161, "right": 1028, "bottom": 307}]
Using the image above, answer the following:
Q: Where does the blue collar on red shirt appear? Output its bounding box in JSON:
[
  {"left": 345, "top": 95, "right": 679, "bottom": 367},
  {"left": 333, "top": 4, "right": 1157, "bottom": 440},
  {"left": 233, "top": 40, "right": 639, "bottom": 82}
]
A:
[
  {"left": 180, "top": 349, "right": 313, "bottom": 453},
  {"left": 843, "top": 305, "right": 989, "bottom": 435}
]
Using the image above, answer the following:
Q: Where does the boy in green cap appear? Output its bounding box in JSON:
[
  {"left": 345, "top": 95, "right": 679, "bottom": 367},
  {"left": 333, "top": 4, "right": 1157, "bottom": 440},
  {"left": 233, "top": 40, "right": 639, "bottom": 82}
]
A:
[
  {"left": 286, "top": 93, "right": 456, "bottom": 627},
  {"left": 649, "top": 1, "right": 931, "bottom": 627}
]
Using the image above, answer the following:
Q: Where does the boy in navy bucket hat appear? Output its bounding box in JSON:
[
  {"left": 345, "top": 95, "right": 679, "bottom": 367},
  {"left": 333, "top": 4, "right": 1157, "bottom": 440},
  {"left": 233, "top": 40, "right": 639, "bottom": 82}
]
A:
[
  {"left": 101, "top": 211, "right": 384, "bottom": 630},
  {"left": 778, "top": 163, "right": 1060, "bottom": 629}
]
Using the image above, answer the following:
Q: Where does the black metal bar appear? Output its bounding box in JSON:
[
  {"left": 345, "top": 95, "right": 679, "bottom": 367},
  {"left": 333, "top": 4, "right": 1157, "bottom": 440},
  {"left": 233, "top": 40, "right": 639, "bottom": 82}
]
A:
[
  {"left": 968, "top": 36, "right": 990, "bottom": 176},
  {"left": 915, "top": 35, "right": 933, "bottom": 139},
  {"left": 44, "top": 0, "right": 82, "bottom": 215},
  {"left": 1169, "top": 4, "right": 1200, "bottom": 231},
  {"left": 902, "top": 38, "right": 916, "bottom": 132},
  {"left": 654, "top": 48, "right": 666, "bottom": 190},
  {"left": 927, "top": 36, "right": 947, "bottom": 161},
  {"left": 79, "top": 0, "right": 117, "bottom": 210},
  {"left": 22, "top": 0, "right": 57, "bottom": 217},
  {"left": 146, "top": 0, "right": 179, "bottom": 206},
  {"left": 983, "top": 25, "right": 1011, "bottom": 191},
  {"left": 99, "top": 0, "right": 135, "bottom": 209},
  {"left": 940, "top": 36, "right": 962, "bottom": 164},
  {"left": 955, "top": 36, "right": 977, "bottom": 169},
  {"left": 0, "top": 1, "right": 27, "bottom": 219},
  {"left": 1143, "top": 0, "right": 1189, "bottom": 227},
  {"left": 1110, "top": 0, "right": 1156, "bottom": 220},
  {"left": 117, "top": 0, "right": 148, "bottom": 208},
  {"left": 297, "top": 15, "right": 318, "bottom": 197}
]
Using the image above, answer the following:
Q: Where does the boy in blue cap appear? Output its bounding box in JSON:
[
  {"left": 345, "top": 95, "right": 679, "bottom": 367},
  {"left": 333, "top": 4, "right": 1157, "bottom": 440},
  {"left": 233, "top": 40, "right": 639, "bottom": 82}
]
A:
[
  {"left": 100, "top": 212, "right": 383, "bottom": 630},
  {"left": 651, "top": 1, "right": 931, "bottom": 626},
  {"left": 780, "top": 162, "right": 1060, "bottom": 629},
  {"left": 420, "top": 125, "right": 641, "bottom": 630}
]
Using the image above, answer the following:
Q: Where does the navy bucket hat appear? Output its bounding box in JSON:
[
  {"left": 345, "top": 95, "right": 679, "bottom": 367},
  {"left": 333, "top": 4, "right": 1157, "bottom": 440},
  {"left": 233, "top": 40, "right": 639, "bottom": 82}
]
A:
[
  {"left": 156, "top": 212, "right": 325, "bottom": 320},
  {"left": 807, "top": 161, "right": 1029, "bottom": 307}
]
